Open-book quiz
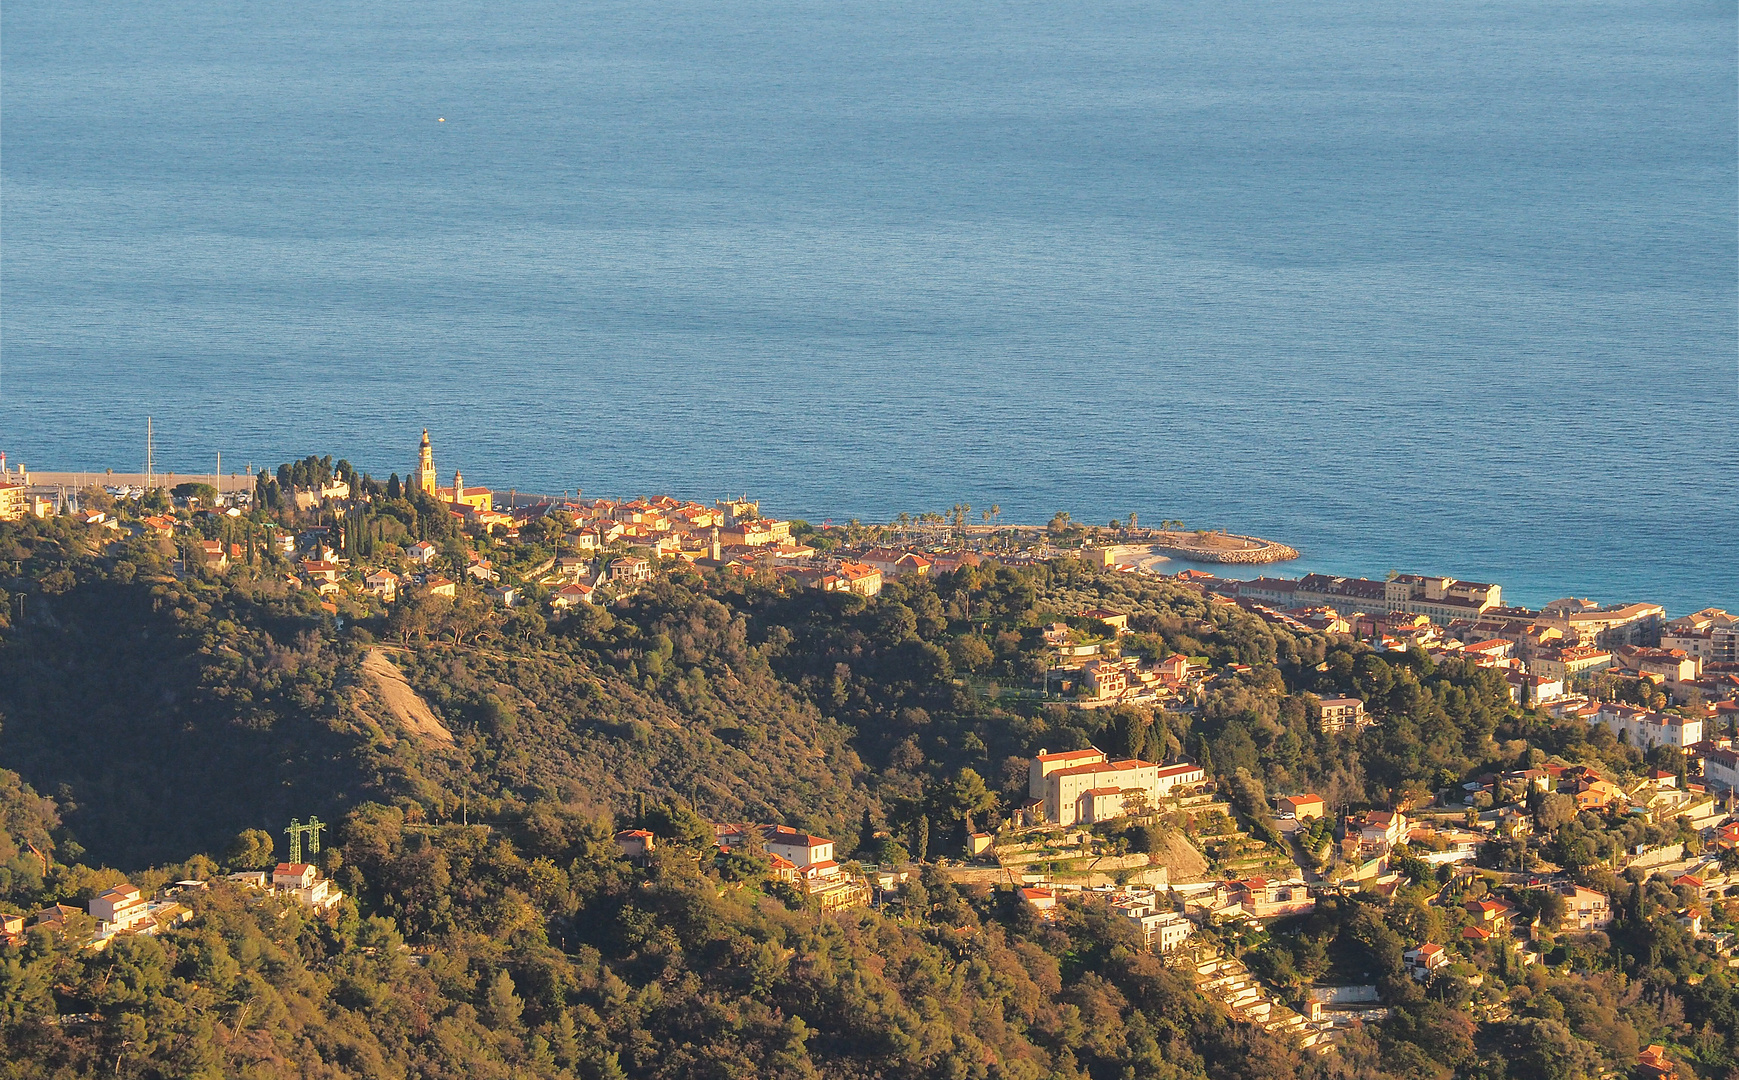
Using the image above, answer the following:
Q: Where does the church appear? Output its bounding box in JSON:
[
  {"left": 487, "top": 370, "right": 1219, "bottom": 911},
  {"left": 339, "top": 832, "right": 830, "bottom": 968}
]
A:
[{"left": 413, "top": 429, "right": 493, "bottom": 513}]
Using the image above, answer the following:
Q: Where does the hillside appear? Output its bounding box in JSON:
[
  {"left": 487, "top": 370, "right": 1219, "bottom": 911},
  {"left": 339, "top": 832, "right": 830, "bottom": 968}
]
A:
[{"left": 1, "top": 498, "right": 1736, "bottom": 1080}]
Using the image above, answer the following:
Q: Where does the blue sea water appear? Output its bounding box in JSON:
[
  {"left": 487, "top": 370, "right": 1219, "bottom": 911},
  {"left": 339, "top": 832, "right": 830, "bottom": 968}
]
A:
[{"left": 2, "top": 0, "right": 1735, "bottom": 613}]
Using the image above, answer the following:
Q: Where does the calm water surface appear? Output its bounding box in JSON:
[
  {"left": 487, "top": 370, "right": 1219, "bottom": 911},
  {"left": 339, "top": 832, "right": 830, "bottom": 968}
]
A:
[{"left": 2, "top": 0, "right": 1735, "bottom": 611}]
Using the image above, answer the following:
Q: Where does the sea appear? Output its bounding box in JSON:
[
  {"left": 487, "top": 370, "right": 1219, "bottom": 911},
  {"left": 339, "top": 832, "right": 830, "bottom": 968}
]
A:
[{"left": 1, "top": 0, "right": 1735, "bottom": 613}]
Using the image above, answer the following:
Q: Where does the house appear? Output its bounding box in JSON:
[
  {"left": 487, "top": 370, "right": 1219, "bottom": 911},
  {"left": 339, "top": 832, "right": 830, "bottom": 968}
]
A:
[
  {"left": 301, "top": 559, "right": 339, "bottom": 583},
  {"left": 1, "top": 913, "right": 24, "bottom": 946},
  {"left": 34, "top": 904, "right": 85, "bottom": 930},
  {"left": 1403, "top": 942, "right": 1448, "bottom": 980},
  {"left": 1464, "top": 898, "right": 1516, "bottom": 933},
  {"left": 1079, "top": 608, "right": 1129, "bottom": 633},
  {"left": 836, "top": 561, "right": 883, "bottom": 598},
  {"left": 485, "top": 585, "right": 519, "bottom": 607},
  {"left": 1556, "top": 884, "right": 1611, "bottom": 931},
  {"left": 1504, "top": 670, "right": 1564, "bottom": 706},
  {"left": 1278, "top": 794, "right": 1326, "bottom": 820},
  {"left": 198, "top": 540, "right": 229, "bottom": 569},
  {"left": 1317, "top": 697, "right": 1368, "bottom": 734},
  {"left": 424, "top": 576, "right": 457, "bottom": 598},
  {"left": 89, "top": 885, "right": 151, "bottom": 933},
  {"left": 1082, "top": 659, "right": 1134, "bottom": 700},
  {"left": 1347, "top": 810, "right": 1410, "bottom": 856},
  {"left": 551, "top": 583, "right": 597, "bottom": 609},
  {"left": 760, "top": 826, "right": 835, "bottom": 871},
  {"left": 1227, "top": 877, "right": 1315, "bottom": 919},
  {"left": 614, "top": 829, "right": 655, "bottom": 859},
  {"left": 406, "top": 541, "right": 439, "bottom": 564},
  {"left": 1153, "top": 653, "right": 1193, "bottom": 683},
  {"left": 364, "top": 570, "right": 398, "bottom": 600},
  {"left": 966, "top": 832, "right": 994, "bottom": 857},
  {"left": 610, "top": 557, "right": 652, "bottom": 584},
  {"left": 1020, "top": 887, "right": 1059, "bottom": 916},
  {"left": 272, "top": 863, "right": 343, "bottom": 910},
  {"left": 1638, "top": 1044, "right": 1680, "bottom": 1080}
]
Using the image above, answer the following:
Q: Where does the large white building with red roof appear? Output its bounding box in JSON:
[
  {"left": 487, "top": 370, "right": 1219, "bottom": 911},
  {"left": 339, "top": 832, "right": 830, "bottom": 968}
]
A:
[{"left": 1028, "top": 748, "right": 1205, "bottom": 826}]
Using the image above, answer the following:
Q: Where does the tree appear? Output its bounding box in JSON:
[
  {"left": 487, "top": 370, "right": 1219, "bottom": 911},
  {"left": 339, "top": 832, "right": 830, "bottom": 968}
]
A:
[
  {"left": 387, "top": 473, "right": 402, "bottom": 500},
  {"left": 945, "top": 768, "right": 997, "bottom": 834},
  {"left": 171, "top": 482, "right": 218, "bottom": 504},
  {"left": 225, "top": 829, "right": 276, "bottom": 869},
  {"left": 1532, "top": 791, "right": 1576, "bottom": 833}
]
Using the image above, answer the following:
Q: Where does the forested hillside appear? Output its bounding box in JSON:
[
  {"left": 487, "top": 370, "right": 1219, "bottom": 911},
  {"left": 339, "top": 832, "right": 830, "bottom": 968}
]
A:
[{"left": 2, "top": 501, "right": 1737, "bottom": 1080}]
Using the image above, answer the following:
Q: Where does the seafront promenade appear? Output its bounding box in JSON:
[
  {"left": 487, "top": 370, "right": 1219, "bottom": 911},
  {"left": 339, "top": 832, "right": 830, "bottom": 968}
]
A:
[{"left": 19, "top": 471, "right": 255, "bottom": 494}]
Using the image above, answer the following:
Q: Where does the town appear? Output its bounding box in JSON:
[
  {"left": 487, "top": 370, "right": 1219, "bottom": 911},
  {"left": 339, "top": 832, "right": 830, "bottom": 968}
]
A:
[{"left": 1, "top": 432, "right": 1735, "bottom": 1080}]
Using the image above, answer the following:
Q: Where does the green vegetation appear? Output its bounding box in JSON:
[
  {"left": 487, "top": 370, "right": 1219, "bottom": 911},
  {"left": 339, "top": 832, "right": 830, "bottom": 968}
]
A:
[{"left": 1, "top": 479, "right": 1736, "bottom": 1079}]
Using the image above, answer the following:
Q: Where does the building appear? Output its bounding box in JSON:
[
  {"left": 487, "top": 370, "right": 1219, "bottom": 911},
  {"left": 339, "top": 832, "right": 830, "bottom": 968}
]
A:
[
  {"left": 1278, "top": 794, "right": 1326, "bottom": 820},
  {"left": 1227, "top": 877, "right": 1316, "bottom": 919},
  {"left": 719, "top": 519, "right": 791, "bottom": 547},
  {"left": 1504, "top": 670, "right": 1564, "bottom": 706},
  {"left": 414, "top": 430, "right": 439, "bottom": 495},
  {"left": 1556, "top": 884, "right": 1611, "bottom": 931},
  {"left": 1662, "top": 610, "right": 1739, "bottom": 665},
  {"left": 1703, "top": 748, "right": 1739, "bottom": 793},
  {"left": 406, "top": 540, "right": 439, "bottom": 564},
  {"left": 1020, "top": 887, "right": 1059, "bottom": 917},
  {"left": 1622, "top": 647, "right": 1701, "bottom": 683},
  {"left": 1081, "top": 659, "right": 1133, "bottom": 700},
  {"left": 1591, "top": 703, "right": 1702, "bottom": 750},
  {"left": 1028, "top": 748, "right": 1202, "bottom": 826},
  {"left": 550, "top": 583, "right": 597, "bottom": 609},
  {"left": 424, "top": 576, "right": 457, "bottom": 598},
  {"left": 1346, "top": 810, "right": 1409, "bottom": 857},
  {"left": 1247, "top": 573, "right": 1502, "bottom": 625},
  {"left": 1403, "top": 943, "right": 1448, "bottom": 980},
  {"left": 301, "top": 559, "right": 340, "bottom": 583},
  {"left": 272, "top": 863, "right": 344, "bottom": 910},
  {"left": 760, "top": 825, "right": 835, "bottom": 871},
  {"left": 609, "top": 557, "right": 652, "bottom": 584},
  {"left": 614, "top": 829, "right": 655, "bottom": 859},
  {"left": 89, "top": 885, "right": 151, "bottom": 933},
  {"left": 1464, "top": 898, "right": 1516, "bottom": 933},
  {"left": 837, "top": 561, "right": 883, "bottom": 598},
  {"left": 0, "top": 481, "right": 26, "bottom": 522},
  {"left": 1539, "top": 599, "right": 1665, "bottom": 648},
  {"left": 1079, "top": 608, "right": 1129, "bottom": 633},
  {"left": 436, "top": 469, "right": 493, "bottom": 514},
  {"left": 364, "top": 570, "right": 398, "bottom": 600},
  {"left": 1316, "top": 697, "right": 1368, "bottom": 734},
  {"left": 1638, "top": 1044, "right": 1680, "bottom": 1080},
  {"left": 1528, "top": 646, "right": 1614, "bottom": 683}
]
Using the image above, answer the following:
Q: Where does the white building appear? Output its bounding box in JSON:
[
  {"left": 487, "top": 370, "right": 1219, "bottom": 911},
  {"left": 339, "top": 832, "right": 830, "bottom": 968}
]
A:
[
  {"left": 1704, "top": 748, "right": 1739, "bottom": 793},
  {"left": 1591, "top": 703, "right": 1702, "bottom": 750},
  {"left": 1028, "top": 748, "right": 1205, "bottom": 826}
]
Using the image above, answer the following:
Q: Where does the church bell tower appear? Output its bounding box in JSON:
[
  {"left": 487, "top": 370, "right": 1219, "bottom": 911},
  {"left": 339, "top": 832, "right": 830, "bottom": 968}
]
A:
[{"left": 416, "top": 429, "right": 437, "bottom": 495}]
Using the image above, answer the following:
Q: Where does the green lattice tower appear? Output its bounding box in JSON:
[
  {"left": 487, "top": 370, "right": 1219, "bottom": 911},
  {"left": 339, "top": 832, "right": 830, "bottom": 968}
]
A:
[
  {"left": 285, "top": 818, "right": 304, "bottom": 864},
  {"left": 306, "top": 816, "right": 326, "bottom": 856}
]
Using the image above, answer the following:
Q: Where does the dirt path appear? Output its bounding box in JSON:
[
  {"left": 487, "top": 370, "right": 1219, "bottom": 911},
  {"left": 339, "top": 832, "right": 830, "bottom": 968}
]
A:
[{"left": 359, "top": 649, "right": 454, "bottom": 746}]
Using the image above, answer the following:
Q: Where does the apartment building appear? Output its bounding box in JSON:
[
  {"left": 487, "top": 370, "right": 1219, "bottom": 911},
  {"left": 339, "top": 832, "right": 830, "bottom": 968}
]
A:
[
  {"left": 1027, "top": 748, "right": 1204, "bottom": 826},
  {"left": 1539, "top": 599, "right": 1665, "bottom": 648},
  {"left": 1591, "top": 703, "right": 1703, "bottom": 750}
]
